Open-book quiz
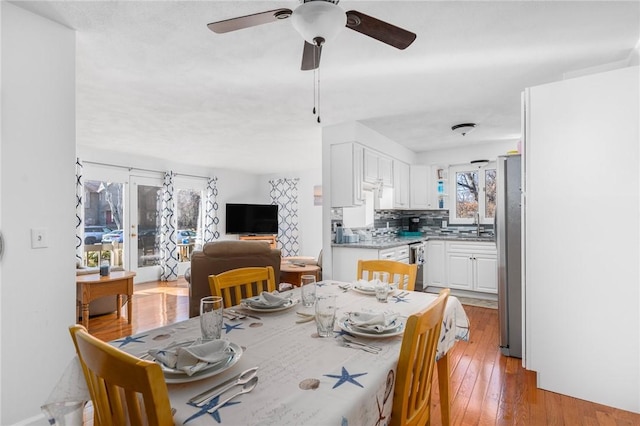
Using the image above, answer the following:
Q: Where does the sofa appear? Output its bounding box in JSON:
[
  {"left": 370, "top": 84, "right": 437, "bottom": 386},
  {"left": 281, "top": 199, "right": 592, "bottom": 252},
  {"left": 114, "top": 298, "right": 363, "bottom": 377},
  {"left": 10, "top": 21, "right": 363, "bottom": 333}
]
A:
[{"left": 187, "top": 240, "right": 281, "bottom": 317}]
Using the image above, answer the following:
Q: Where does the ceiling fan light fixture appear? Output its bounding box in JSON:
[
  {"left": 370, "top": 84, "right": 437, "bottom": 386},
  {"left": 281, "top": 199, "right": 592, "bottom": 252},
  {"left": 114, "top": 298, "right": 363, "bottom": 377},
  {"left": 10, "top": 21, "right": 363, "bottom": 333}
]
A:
[
  {"left": 291, "top": 1, "right": 346, "bottom": 45},
  {"left": 451, "top": 123, "right": 477, "bottom": 136}
]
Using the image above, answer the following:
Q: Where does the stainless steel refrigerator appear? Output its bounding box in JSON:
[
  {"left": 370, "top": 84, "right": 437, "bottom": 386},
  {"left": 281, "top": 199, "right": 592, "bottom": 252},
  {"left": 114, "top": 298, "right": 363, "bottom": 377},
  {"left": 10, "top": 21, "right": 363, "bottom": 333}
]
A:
[{"left": 496, "top": 154, "right": 522, "bottom": 358}]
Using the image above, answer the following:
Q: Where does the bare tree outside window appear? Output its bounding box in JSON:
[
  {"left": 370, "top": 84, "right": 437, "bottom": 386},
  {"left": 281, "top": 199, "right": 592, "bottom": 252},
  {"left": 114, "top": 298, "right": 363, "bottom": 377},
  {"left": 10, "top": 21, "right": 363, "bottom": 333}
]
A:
[
  {"left": 452, "top": 166, "right": 496, "bottom": 222},
  {"left": 456, "top": 171, "right": 479, "bottom": 218}
]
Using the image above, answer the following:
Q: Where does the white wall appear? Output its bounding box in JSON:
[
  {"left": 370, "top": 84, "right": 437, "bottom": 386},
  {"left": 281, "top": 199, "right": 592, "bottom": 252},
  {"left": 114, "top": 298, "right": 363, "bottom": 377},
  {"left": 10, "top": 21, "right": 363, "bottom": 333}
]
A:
[
  {"left": 525, "top": 66, "right": 639, "bottom": 412},
  {"left": 1, "top": 3, "right": 76, "bottom": 423}
]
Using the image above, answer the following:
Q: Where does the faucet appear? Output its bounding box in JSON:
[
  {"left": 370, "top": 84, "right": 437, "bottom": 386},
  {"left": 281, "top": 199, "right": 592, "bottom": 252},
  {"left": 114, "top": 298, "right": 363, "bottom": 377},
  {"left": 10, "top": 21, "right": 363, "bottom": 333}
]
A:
[{"left": 475, "top": 212, "right": 481, "bottom": 236}]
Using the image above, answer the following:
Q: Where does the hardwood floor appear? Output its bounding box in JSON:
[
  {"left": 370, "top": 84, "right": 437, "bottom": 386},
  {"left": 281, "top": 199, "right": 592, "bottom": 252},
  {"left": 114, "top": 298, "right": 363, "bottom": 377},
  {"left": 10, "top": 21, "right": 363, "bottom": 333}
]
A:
[{"left": 88, "top": 280, "right": 640, "bottom": 425}]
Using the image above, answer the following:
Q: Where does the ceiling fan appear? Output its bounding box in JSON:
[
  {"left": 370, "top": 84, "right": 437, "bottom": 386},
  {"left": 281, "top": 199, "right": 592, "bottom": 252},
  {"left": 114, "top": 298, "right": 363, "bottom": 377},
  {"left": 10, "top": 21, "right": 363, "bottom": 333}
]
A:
[{"left": 207, "top": 0, "right": 417, "bottom": 70}]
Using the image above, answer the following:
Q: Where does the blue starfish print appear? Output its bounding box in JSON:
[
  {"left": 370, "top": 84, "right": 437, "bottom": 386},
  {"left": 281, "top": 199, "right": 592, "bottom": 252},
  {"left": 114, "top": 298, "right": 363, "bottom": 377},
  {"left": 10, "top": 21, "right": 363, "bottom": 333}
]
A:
[
  {"left": 223, "top": 322, "right": 244, "bottom": 334},
  {"left": 316, "top": 281, "right": 327, "bottom": 287},
  {"left": 112, "top": 334, "right": 148, "bottom": 348},
  {"left": 324, "top": 366, "right": 367, "bottom": 389},
  {"left": 184, "top": 395, "right": 240, "bottom": 424},
  {"left": 391, "top": 295, "right": 410, "bottom": 303},
  {"left": 335, "top": 329, "right": 351, "bottom": 338}
]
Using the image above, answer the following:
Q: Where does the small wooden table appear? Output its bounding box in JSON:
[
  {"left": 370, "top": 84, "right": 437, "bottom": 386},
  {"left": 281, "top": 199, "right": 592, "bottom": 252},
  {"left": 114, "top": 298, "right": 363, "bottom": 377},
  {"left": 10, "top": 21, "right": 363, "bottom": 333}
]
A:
[
  {"left": 280, "top": 262, "right": 320, "bottom": 286},
  {"left": 76, "top": 271, "right": 136, "bottom": 329}
]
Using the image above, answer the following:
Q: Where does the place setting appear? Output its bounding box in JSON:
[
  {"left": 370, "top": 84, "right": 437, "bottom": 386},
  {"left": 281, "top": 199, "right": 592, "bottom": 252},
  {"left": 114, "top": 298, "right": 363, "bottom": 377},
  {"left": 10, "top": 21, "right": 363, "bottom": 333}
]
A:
[
  {"left": 337, "top": 310, "right": 405, "bottom": 339},
  {"left": 139, "top": 296, "right": 243, "bottom": 383},
  {"left": 239, "top": 290, "right": 298, "bottom": 312}
]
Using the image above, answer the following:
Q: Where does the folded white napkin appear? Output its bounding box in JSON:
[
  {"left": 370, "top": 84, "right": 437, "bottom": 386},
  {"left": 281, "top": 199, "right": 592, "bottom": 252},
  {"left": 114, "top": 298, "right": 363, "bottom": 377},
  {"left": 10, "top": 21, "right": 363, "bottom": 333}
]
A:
[
  {"left": 244, "top": 291, "right": 289, "bottom": 308},
  {"left": 149, "top": 340, "right": 231, "bottom": 376},
  {"left": 347, "top": 311, "right": 400, "bottom": 333},
  {"left": 353, "top": 279, "right": 377, "bottom": 291}
]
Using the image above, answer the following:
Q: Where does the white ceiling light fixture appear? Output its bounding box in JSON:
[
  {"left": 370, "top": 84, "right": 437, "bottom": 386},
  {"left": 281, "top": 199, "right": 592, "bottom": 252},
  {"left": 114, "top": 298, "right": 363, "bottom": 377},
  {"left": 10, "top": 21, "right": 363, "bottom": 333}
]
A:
[
  {"left": 290, "top": 1, "right": 346, "bottom": 47},
  {"left": 451, "top": 123, "right": 477, "bottom": 136}
]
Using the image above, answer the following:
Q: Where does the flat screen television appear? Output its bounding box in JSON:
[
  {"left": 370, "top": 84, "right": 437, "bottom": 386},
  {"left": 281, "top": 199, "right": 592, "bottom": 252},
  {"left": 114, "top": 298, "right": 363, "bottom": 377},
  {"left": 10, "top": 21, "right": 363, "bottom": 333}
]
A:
[{"left": 225, "top": 203, "right": 278, "bottom": 235}]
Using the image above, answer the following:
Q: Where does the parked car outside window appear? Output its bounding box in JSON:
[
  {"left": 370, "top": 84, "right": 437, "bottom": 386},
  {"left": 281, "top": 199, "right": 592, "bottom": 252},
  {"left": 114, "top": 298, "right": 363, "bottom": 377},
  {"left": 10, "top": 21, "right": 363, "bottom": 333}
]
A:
[
  {"left": 101, "top": 229, "right": 123, "bottom": 244},
  {"left": 177, "top": 229, "right": 197, "bottom": 244},
  {"left": 84, "top": 226, "right": 113, "bottom": 244}
]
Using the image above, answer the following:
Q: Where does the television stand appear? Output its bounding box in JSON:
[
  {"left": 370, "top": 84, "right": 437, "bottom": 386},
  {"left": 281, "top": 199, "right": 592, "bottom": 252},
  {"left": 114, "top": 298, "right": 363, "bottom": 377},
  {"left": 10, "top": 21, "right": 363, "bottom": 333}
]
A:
[{"left": 239, "top": 235, "right": 277, "bottom": 249}]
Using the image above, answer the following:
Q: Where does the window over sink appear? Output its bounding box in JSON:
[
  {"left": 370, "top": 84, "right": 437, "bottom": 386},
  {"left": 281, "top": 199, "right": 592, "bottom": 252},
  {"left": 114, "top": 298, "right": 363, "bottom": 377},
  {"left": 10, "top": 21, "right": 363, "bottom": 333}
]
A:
[{"left": 449, "top": 163, "right": 496, "bottom": 224}]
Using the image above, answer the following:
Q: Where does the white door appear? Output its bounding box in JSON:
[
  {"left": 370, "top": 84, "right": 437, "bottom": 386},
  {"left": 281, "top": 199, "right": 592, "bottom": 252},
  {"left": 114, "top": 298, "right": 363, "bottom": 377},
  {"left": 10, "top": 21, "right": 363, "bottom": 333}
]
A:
[{"left": 129, "top": 175, "right": 163, "bottom": 283}]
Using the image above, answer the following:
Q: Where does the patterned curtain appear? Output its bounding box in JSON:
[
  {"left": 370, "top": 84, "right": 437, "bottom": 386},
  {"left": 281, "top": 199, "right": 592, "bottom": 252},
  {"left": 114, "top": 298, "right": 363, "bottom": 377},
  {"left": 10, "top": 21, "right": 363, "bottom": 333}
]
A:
[
  {"left": 75, "top": 158, "right": 85, "bottom": 265},
  {"left": 203, "top": 177, "right": 220, "bottom": 243},
  {"left": 270, "top": 178, "right": 299, "bottom": 257},
  {"left": 160, "top": 171, "right": 179, "bottom": 281}
]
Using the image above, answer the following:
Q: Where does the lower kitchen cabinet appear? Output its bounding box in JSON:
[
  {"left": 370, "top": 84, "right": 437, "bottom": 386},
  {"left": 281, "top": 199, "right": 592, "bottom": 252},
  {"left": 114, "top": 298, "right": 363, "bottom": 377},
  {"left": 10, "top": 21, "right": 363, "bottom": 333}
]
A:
[
  {"left": 445, "top": 241, "right": 497, "bottom": 294},
  {"left": 425, "top": 240, "right": 446, "bottom": 287}
]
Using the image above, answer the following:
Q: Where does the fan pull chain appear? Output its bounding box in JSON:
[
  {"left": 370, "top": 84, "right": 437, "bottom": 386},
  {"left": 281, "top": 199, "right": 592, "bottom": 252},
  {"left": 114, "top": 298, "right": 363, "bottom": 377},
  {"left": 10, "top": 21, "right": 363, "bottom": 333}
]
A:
[
  {"left": 316, "top": 65, "right": 321, "bottom": 124},
  {"left": 313, "top": 67, "right": 317, "bottom": 115}
]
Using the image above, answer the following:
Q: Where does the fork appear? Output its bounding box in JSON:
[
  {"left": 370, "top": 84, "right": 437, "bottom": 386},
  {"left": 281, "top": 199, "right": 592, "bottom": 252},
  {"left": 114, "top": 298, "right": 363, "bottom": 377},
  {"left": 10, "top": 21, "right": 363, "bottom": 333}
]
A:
[
  {"left": 342, "top": 335, "right": 383, "bottom": 352},
  {"left": 342, "top": 342, "right": 379, "bottom": 354}
]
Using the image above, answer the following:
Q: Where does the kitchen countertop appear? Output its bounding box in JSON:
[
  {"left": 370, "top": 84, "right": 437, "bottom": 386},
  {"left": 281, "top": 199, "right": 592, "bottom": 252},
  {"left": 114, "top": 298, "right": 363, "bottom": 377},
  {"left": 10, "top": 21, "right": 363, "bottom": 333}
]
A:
[{"left": 332, "top": 232, "right": 496, "bottom": 249}]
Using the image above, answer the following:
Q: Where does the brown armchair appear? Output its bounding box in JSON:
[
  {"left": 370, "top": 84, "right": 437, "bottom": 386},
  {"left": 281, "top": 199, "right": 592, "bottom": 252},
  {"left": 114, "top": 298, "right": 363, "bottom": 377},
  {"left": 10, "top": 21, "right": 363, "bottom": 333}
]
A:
[{"left": 187, "top": 240, "right": 281, "bottom": 317}]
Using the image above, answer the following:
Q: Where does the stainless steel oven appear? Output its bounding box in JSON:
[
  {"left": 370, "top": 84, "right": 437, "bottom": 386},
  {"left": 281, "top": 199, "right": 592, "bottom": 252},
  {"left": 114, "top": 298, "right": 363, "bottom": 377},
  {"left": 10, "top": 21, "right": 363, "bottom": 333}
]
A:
[{"left": 409, "top": 242, "right": 425, "bottom": 292}]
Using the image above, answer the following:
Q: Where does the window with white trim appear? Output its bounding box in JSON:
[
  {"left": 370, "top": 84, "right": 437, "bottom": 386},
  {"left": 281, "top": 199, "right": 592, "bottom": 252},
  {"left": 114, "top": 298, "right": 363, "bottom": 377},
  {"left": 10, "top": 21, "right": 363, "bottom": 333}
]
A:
[{"left": 449, "top": 162, "right": 496, "bottom": 224}]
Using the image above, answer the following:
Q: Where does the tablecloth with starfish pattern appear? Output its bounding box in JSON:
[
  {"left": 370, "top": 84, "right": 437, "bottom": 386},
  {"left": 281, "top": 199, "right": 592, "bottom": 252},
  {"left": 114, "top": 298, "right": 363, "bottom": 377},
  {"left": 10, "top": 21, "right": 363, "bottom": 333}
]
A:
[{"left": 48, "top": 282, "right": 469, "bottom": 425}]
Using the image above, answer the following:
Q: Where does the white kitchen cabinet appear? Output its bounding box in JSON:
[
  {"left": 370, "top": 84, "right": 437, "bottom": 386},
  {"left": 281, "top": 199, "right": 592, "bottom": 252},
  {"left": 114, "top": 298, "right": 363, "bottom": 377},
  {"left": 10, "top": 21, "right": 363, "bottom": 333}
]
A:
[
  {"left": 393, "top": 160, "right": 410, "bottom": 209},
  {"left": 410, "top": 165, "right": 430, "bottom": 209},
  {"left": 363, "top": 149, "right": 393, "bottom": 187},
  {"left": 445, "top": 241, "right": 497, "bottom": 293},
  {"left": 330, "top": 142, "right": 364, "bottom": 207},
  {"left": 425, "top": 240, "right": 446, "bottom": 287},
  {"left": 332, "top": 244, "right": 409, "bottom": 282},
  {"left": 430, "top": 166, "right": 449, "bottom": 210}
]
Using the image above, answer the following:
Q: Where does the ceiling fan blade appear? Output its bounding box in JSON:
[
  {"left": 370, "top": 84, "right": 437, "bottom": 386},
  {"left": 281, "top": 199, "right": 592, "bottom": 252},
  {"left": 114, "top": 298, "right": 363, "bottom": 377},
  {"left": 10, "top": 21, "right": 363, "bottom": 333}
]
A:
[
  {"left": 207, "top": 8, "right": 292, "bottom": 34},
  {"left": 345, "top": 10, "right": 416, "bottom": 50},
  {"left": 301, "top": 42, "right": 322, "bottom": 71}
]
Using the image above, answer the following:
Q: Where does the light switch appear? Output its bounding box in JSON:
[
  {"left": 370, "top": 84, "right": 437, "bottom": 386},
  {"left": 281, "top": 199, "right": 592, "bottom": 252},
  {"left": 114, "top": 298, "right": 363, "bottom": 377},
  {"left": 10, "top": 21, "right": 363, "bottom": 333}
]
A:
[{"left": 31, "top": 228, "right": 48, "bottom": 249}]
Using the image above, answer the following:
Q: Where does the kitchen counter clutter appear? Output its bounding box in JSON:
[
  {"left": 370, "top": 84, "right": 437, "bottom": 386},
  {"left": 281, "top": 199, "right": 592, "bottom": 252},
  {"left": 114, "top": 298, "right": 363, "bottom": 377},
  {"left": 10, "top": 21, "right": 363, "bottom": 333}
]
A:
[{"left": 331, "top": 231, "right": 495, "bottom": 249}]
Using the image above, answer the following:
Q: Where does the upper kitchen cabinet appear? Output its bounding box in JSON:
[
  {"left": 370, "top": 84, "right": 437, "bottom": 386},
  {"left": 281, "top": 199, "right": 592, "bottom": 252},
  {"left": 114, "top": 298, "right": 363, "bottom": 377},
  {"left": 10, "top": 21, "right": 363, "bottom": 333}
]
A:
[
  {"left": 393, "top": 160, "right": 410, "bottom": 208},
  {"left": 430, "top": 166, "right": 449, "bottom": 210},
  {"left": 363, "top": 149, "right": 393, "bottom": 187},
  {"left": 331, "top": 142, "right": 365, "bottom": 207},
  {"left": 410, "top": 165, "right": 430, "bottom": 209}
]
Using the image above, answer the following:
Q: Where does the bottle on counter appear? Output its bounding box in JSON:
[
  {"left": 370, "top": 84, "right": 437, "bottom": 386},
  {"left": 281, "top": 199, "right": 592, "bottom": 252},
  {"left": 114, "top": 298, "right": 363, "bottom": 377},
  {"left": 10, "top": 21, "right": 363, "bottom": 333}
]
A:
[{"left": 335, "top": 223, "right": 344, "bottom": 244}]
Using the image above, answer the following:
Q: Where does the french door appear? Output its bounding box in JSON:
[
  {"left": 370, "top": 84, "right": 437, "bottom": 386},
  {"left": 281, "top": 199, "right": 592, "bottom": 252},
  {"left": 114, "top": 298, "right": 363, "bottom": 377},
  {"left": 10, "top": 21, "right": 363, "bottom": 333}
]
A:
[{"left": 129, "top": 175, "right": 163, "bottom": 283}]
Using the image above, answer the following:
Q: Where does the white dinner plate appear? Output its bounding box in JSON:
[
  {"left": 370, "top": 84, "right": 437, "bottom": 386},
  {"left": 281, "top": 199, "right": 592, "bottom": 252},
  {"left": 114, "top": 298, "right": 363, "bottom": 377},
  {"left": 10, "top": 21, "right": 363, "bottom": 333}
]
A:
[
  {"left": 337, "top": 316, "right": 405, "bottom": 338},
  {"left": 158, "top": 342, "right": 243, "bottom": 384},
  {"left": 240, "top": 298, "right": 298, "bottom": 312},
  {"left": 351, "top": 285, "right": 398, "bottom": 296}
]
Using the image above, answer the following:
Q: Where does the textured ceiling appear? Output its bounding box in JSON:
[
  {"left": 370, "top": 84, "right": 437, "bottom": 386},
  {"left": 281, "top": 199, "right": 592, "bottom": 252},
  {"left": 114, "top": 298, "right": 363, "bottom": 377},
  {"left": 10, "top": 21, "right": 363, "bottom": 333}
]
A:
[{"left": 14, "top": 1, "right": 640, "bottom": 174}]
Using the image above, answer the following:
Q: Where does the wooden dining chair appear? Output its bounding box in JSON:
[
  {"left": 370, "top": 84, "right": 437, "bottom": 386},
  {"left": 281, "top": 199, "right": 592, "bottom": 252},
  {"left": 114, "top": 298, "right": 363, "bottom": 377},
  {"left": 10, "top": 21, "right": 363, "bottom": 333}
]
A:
[
  {"left": 68, "top": 325, "right": 174, "bottom": 426},
  {"left": 390, "top": 288, "right": 450, "bottom": 426},
  {"left": 208, "top": 265, "right": 277, "bottom": 308},
  {"left": 357, "top": 259, "right": 418, "bottom": 291}
]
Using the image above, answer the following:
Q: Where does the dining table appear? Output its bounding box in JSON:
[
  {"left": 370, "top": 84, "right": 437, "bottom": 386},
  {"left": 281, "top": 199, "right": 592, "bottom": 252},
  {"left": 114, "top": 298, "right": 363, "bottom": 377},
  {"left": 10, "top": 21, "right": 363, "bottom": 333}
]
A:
[{"left": 45, "top": 281, "right": 469, "bottom": 425}]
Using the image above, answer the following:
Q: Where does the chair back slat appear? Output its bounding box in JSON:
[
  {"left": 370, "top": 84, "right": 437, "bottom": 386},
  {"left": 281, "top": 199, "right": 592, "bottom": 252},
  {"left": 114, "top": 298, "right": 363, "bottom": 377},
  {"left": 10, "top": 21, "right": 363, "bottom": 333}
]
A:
[
  {"left": 69, "top": 325, "right": 174, "bottom": 426},
  {"left": 357, "top": 260, "right": 418, "bottom": 291},
  {"left": 209, "top": 266, "right": 277, "bottom": 308},
  {"left": 390, "top": 289, "right": 449, "bottom": 426}
]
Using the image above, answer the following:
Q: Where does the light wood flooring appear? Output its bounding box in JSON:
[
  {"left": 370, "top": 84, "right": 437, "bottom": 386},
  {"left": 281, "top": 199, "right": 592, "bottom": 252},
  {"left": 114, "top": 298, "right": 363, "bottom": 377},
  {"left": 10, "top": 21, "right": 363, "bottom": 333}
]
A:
[{"left": 88, "top": 280, "right": 640, "bottom": 425}]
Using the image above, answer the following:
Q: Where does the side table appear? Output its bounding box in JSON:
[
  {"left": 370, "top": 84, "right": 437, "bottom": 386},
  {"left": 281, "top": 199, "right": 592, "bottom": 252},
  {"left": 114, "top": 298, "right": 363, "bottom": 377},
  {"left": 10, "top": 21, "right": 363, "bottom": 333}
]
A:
[
  {"left": 76, "top": 271, "right": 136, "bottom": 329},
  {"left": 280, "top": 262, "right": 320, "bottom": 286}
]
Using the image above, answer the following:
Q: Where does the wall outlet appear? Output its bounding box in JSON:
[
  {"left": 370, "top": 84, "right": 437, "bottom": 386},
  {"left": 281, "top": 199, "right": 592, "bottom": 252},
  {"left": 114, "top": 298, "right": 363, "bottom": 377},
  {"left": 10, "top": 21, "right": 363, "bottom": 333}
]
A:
[
  {"left": 442, "top": 221, "right": 448, "bottom": 229},
  {"left": 31, "top": 228, "right": 48, "bottom": 249}
]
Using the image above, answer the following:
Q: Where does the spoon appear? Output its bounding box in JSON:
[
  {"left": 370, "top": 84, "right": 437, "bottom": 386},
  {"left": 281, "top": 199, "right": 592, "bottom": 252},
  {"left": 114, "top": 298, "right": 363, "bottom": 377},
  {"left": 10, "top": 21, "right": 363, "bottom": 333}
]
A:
[
  {"left": 207, "top": 376, "right": 259, "bottom": 413},
  {"left": 195, "top": 367, "right": 259, "bottom": 406}
]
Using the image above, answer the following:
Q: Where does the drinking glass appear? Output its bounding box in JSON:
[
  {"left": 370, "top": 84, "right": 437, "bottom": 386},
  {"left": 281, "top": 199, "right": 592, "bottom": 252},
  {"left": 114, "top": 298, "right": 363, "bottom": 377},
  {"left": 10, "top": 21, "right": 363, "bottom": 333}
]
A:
[
  {"left": 374, "top": 271, "right": 390, "bottom": 303},
  {"left": 315, "top": 295, "right": 337, "bottom": 337},
  {"left": 300, "top": 274, "right": 317, "bottom": 307},
  {"left": 200, "top": 296, "right": 224, "bottom": 341}
]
